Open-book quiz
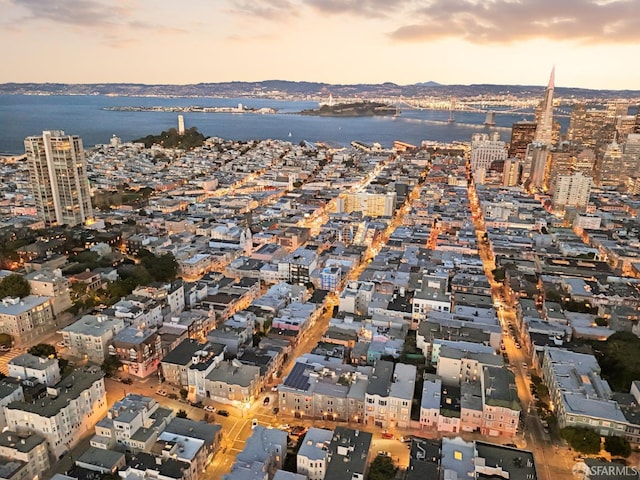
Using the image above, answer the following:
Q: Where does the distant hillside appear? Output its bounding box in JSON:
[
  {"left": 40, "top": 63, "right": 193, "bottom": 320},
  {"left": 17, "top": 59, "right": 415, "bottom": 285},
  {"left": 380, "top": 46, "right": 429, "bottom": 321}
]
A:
[{"left": 1, "top": 80, "right": 639, "bottom": 100}]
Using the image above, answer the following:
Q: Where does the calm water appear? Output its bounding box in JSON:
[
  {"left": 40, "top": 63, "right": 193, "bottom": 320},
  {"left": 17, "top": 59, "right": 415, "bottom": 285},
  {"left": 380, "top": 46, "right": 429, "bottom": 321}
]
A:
[{"left": 0, "top": 95, "right": 552, "bottom": 155}]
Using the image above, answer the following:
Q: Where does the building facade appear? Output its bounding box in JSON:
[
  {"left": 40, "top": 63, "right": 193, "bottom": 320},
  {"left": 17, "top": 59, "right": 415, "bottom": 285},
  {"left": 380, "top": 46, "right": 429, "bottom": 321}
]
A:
[{"left": 24, "top": 130, "right": 93, "bottom": 227}]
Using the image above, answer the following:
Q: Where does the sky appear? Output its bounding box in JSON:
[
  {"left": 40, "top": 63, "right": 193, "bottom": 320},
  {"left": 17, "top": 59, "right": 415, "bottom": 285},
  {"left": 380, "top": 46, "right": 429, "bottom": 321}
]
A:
[{"left": 2, "top": 0, "right": 640, "bottom": 90}]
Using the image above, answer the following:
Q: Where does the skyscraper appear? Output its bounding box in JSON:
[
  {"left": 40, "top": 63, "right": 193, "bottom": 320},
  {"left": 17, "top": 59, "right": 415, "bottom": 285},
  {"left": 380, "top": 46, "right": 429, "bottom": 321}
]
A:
[
  {"left": 25, "top": 130, "right": 93, "bottom": 227},
  {"left": 534, "top": 67, "right": 555, "bottom": 145},
  {"left": 508, "top": 121, "right": 537, "bottom": 159}
]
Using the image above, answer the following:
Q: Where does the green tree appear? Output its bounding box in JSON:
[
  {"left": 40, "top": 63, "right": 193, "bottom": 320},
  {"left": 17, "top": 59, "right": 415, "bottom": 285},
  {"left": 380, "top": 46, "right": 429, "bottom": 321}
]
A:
[
  {"left": 0, "top": 274, "right": 31, "bottom": 298},
  {"left": 137, "top": 249, "right": 177, "bottom": 282},
  {"left": 368, "top": 455, "right": 397, "bottom": 480},
  {"left": 604, "top": 435, "right": 631, "bottom": 458},
  {"left": 560, "top": 427, "right": 601, "bottom": 454},
  {"left": 492, "top": 268, "right": 506, "bottom": 282},
  {"left": 597, "top": 331, "right": 640, "bottom": 391},
  {"left": 176, "top": 409, "right": 188, "bottom": 419},
  {"left": 102, "top": 356, "right": 123, "bottom": 377},
  {"left": 179, "top": 388, "right": 188, "bottom": 400},
  {"left": 28, "top": 343, "right": 57, "bottom": 358},
  {"left": 594, "top": 317, "right": 609, "bottom": 327}
]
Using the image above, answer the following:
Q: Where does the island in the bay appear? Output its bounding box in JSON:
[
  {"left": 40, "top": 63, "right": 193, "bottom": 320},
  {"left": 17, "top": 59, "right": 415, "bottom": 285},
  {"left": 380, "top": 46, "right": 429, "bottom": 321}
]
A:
[{"left": 299, "top": 101, "right": 399, "bottom": 117}]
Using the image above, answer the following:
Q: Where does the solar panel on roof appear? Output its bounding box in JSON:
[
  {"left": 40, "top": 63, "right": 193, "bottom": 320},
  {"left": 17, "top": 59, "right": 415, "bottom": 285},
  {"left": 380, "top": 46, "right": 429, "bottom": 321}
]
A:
[{"left": 284, "top": 362, "right": 312, "bottom": 390}]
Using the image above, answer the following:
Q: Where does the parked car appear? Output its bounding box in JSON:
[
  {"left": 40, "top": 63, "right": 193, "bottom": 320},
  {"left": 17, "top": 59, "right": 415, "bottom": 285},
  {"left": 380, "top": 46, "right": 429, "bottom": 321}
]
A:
[
  {"left": 400, "top": 436, "right": 413, "bottom": 443},
  {"left": 272, "top": 407, "right": 280, "bottom": 414},
  {"left": 217, "top": 410, "right": 230, "bottom": 417},
  {"left": 277, "top": 424, "right": 291, "bottom": 431},
  {"left": 252, "top": 418, "right": 259, "bottom": 429},
  {"left": 204, "top": 405, "right": 216, "bottom": 413},
  {"left": 263, "top": 396, "right": 270, "bottom": 405},
  {"left": 121, "top": 378, "right": 133, "bottom": 385},
  {"left": 382, "top": 431, "right": 394, "bottom": 439},
  {"left": 156, "top": 389, "right": 167, "bottom": 396},
  {"left": 377, "top": 451, "right": 390, "bottom": 457}
]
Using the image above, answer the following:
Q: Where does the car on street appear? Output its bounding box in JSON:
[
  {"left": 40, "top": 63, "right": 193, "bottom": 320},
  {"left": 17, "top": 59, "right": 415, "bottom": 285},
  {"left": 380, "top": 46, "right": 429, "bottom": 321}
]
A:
[
  {"left": 377, "top": 451, "right": 390, "bottom": 457},
  {"left": 522, "top": 362, "right": 528, "bottom": 369},
  {"left": 204, "top": 405, "right": 216, "bottom": 413},
  {"left": 277, "top": 424, "right": 290, "bottom": 431},
  {"left": 121, "top": 378, "right": 133, "bottom": 385},
  {"left": 272, "top": 407, "right": 279, "bottom": 414},
  {"left": 156, "top": 389, "right": 167, "bottom": 396},
  {"left": 56, "top": 341, "right": 65, "bottom": 348},
  {"left": 263, "top": 397, "right": 270, "bottom": 405},
  {"left": 252, "top": 418, "right": 259, "bottom": 429},
  {"left": 381, "top": 432, "right": 394, "bottom": 439},
  {"left": 217, "top": 410, "right": 230, "bottom": 417},
  {"left": 400, "top": 436, "right": 413, "bottom": 443}
]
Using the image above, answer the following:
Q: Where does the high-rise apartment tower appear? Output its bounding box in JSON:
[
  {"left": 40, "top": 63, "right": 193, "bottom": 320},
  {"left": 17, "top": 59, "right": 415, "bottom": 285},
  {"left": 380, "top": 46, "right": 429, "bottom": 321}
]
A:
[{"left": 25, "top": 130, "right": 93, "bottom": 227}]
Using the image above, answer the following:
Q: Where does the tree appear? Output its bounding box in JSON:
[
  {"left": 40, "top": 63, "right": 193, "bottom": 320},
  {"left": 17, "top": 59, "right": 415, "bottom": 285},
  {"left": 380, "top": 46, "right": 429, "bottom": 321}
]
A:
[
  {"left": 596, "top": 331, "right": 640, "bottom": 391},
  {"left": 28, "top": 343, "right": 57, "bottom": 358},
  {"left": 0, "top": 274, "right": 31, "bottom": 298},
  {"left": 102, "top": 355, "right": 123, "bottom": 377},
  {"left": 605, "top": 436, "right": 631, "bottom": 458},
  {"left": 179, "top": 388, "right": 188, "bottom": 400},
  {"left": 594, "top": 317, "right": 609, "bottom": 327},
  {"left": 560, "top": 427, "right": 601, "bottom": 454},
  {"left": 137, "top": 249, "right": 177, "bottom": 282},
  {"left": 492, "top": 268, "right": 506, "bottom": 282},
  {"left": 176, "top": 409, "right": 188, "bottom": 419},
  {"left": 368, "top": 455, "right": 397, "bottom": 480}
]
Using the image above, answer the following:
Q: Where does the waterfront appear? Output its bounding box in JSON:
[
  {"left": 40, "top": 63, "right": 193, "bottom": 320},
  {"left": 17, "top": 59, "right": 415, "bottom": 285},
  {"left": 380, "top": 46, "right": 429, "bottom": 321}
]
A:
[{"left": 0, "top": 94, "right": 547, "bottom": 154}]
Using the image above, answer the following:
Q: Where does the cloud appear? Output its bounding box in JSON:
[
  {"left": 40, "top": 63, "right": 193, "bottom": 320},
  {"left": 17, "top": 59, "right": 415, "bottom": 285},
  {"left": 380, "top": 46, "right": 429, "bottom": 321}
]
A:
[
  {"left": 7, "top": 0, "right": 185, "bottom": 45},
  {"left": 12, "top": 0, "right": 128, "bottom": 27},
  {"left": 387, "top": 0, "right": 640, "bottom": 44},
  {"left": 304, "top": 0, "right": 394, "bottom": 17},
  {"left": 227, "top": 0, "right": 297, "bottom": 21},
  {"left": 228, "top": 0, "right": 640, "bottom": 44}
]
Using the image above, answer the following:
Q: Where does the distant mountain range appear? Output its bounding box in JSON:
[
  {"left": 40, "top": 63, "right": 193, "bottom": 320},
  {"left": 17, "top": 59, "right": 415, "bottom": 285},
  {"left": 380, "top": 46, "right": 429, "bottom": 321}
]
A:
[{"left": 1, "top": 80, "right": 639, "bottom": 100}]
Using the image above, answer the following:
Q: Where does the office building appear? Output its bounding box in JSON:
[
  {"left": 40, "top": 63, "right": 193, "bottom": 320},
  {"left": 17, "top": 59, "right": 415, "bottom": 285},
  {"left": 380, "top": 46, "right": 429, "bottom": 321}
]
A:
[
  {"left": 533, "top": 68, "right": 555, "bottom": 145},
  {"left": 595, "top": 138, "right": 624, "bottom": 186},
  {"left": 523, "top": 143, "right": 550, "bottom": 190},
  {"left": 469, "top": 133, "right": 507, "bottom": 181},
  {"left": 24, "top": 130, "right": 93, "bottom": 227},
  {"left": 502, "top": 158, "right": 522, "bottom": 187},
  {"left": 508, "top": 121, "right": 537, "bottom": 160}
]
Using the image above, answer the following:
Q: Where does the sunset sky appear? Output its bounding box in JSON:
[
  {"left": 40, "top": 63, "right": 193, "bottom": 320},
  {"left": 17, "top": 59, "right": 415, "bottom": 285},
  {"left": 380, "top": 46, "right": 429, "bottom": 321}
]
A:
[{"left": 2, "top": 0, "right": 640, "bottom": 90}]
